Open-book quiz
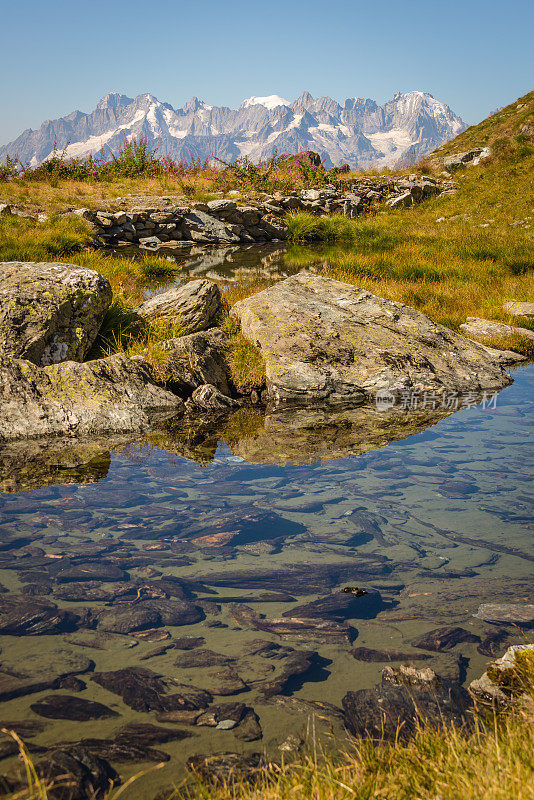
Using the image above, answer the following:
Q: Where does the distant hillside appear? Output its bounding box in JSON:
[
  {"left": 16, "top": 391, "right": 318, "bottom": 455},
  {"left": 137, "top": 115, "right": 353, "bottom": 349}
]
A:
[{"left": 425, "top": 89, "right": 533, "bottom": 166}]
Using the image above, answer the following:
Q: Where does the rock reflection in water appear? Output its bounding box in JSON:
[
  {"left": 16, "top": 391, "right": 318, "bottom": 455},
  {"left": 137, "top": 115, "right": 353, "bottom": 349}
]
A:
[
  {"left": 0, "top": 437, "right": 117, "bottom": 493},
  {"left": 134, "top": 242, "right": 359, "bottom": 290},
  {"left": 229, "top": 405, "right": 451, "bottom": 465},
  {"left": 148, "top": 404, "right": 450, "bottom": 466},
  {"left": 0, "top": 404, "right": 462, "bottom": 491}
]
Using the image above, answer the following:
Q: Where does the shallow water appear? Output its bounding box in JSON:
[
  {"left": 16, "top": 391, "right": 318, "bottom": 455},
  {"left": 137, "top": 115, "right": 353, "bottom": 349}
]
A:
[
  {"left": 0, "top": 352, "right": 533, "bottom": 792},
  {"left": 130, "top": 240, "right": 357, "bottom": 291}
]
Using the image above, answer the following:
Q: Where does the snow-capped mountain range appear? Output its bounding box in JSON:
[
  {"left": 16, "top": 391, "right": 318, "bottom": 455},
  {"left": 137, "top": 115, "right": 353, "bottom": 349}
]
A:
[{"left": 0, "top": 90, "right": 466, "bottom": 170}]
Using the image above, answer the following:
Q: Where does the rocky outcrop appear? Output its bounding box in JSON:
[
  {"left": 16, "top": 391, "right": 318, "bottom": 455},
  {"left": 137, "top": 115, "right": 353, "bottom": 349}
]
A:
[
  {"left": 134, "top": 279, "right": 222, "bottom": 332},
  {"left": 231, "top": 273, "right": 513, "bottom": 406},
  {"left": 0, "top": 262, "right": 112, "bottom": 365},
  {"left": 0, "top": 353, "right": 184, "bottom": 442},
  {"left": 444, "top": 147, "right": 491, "bottom": 170},
  {"left": 72, "top": 175, "right": 457, "bottom": 252},
  {"left": 460, "top": 317, "right": 534, "bottom": 343}
]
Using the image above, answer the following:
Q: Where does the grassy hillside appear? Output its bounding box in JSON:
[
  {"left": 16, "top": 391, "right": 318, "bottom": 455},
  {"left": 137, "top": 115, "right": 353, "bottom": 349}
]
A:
[{"left": 426, "top": 89, "right": 534, "bottom": 161}]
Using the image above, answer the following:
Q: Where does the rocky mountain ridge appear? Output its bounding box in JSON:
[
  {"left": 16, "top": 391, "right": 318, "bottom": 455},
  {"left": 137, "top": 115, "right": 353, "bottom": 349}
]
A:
[{"left": 0, "top": 90, "right": 466, "bottom": 170}]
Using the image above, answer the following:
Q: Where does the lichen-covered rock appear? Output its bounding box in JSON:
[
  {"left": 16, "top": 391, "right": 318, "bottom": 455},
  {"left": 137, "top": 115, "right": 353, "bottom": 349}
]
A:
[
  {"left": 0, "top": 262, "right": 112, "bottom": 365},
  {"left": 0, "top": 353, "right": 183, "bottom": 442},
  {"left": 135, "top": 279, "right": 222, "bottom": 332},
  {"left": 231, "top": 272, "right": 512, "bottom": 405},
  {"left": 468, "top": 644, "right": 534, "bottom": 709},
  {"left": 161, "top": 328, "right": 231, "bottom": 395},
  {"left": 503, "top": 301, "right": 534, "bottom": 318}
]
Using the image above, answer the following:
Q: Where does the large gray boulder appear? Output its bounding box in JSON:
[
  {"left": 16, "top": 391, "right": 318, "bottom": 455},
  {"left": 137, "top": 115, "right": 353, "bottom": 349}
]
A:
[
  {"left": 160, "top": 328, "right": 231, "bottom": 395},
  {"left": 0, "top": 262, "right": 112, "bottom": 365},
  {"left": 0, "top": 353, "right": 183, "bottom": 442},
  {"left": 135, "top": 279, "right": 222, "bottom": 332},
  {"left": 231, "top": 272, "right": 512, "bottom": 405}
]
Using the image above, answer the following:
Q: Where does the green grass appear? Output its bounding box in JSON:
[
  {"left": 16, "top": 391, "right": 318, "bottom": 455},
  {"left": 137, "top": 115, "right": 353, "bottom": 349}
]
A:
[
  {"left": 286, "top": 212, "right": 362, "bottom": 242},
  {"left": 0, "top": 213, "right": 179, "bottom": 305},
  {"left": 426, "top": 89, "right": 534, "bottom": 163}
]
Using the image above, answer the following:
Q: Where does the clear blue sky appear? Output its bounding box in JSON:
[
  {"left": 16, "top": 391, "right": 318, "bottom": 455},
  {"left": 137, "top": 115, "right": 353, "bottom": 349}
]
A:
[{"left": 0, "top": 0, "right": 532, "bottom": 145}]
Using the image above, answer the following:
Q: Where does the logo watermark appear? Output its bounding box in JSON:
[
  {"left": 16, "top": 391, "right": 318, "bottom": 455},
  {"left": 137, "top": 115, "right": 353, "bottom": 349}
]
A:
[{"left": 374, "top": 389, "right": 499, "bottom": 412}]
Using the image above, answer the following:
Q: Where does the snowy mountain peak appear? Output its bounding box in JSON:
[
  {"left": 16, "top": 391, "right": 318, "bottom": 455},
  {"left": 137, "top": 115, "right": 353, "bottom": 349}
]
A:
[
  {"left": 1, "top": 89, "right": 467, "bottom": 170},
  {"left": 242, "top": 95, "right": 290, "bottom": 110}
]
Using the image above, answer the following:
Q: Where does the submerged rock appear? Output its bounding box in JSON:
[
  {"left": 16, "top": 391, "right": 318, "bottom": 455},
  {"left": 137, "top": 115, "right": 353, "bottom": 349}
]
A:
[
  {"left": 342, "top": 665, "right": 471, "bottom": 741},
  {"left": 91, "top": 667, "right": 212, "bottom": 713},
  {"left": 196, "top": 702, "right": 247, "bottom": 728},
  {"left": 233, "top": 708, "right": 262, "bottom": 741},
  {"left": 477, "top": 629, "right": 511, "bottom": 657},
  {"left": 30, "top": 694, "right": 118, "bottom": 721},
  {"left": 229, "top": 603, "right": 352, "bottom": 644},
  {"left": 0, "top": 649, "right": 93, "bottom": 702},
  {"left": 283, "top": 589, "right": 385, "bottom": 621},
  {"left": 64, "top": 738, "right": 171, "bottom": 764},
  {"left": 0, "top": 596, "right": 79, "bottom": 636},
  {"left": 36, "top": 746, "right": 119, "bottom": 800},
  {"left": 186, "top": 752, "right": 265, "bottom": 783},
  {"left": 231, "top": 273, "right": 512, "bottom": 405},
  {"left": 0, "top": 353, "right": 184, "bottom": 442},
  {"left": 0, "top": 261, "right": 112, "bottom": 366},
  {"left": 350, "top": 647, "right": 432, "bottom": 662},
  {"left": 135, "top": 278, "right": 222, "bottom": 332},
  {"left": 411, "top": 626, "right": 481, "bottom": 652},
  {"left": 474, "top": 603, "right": 534, "bottom": 627},
  {"left": 115, "top": 722, "right": 191, "bottom": 745}
]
